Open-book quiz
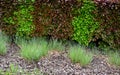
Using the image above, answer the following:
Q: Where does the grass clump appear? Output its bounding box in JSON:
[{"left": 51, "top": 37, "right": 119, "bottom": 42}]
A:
[
  {"left": 0, "top": 63, "right": 43, "bottom": 75},
  {"left": 0, "top": 32, "right": 8, "bottom": 55},
  {"left": 17, "top": 38, "right": 49, "bottom": 61},
  {"left": 108, "top": 51, "right": 120, "bottom": 67},
  {"left": 68, "top": 46, "right": 93, "bottom": 66},
  {"left": 48, "top": 39, "right": 65, "bottom": 51}
]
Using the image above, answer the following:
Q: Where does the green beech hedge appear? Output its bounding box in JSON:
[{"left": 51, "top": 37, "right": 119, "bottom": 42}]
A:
[{"left": 72, "top": 0, "right": 99, "bottom": 46}]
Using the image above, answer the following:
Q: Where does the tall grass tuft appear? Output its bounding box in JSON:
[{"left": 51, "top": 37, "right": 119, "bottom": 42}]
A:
[
  {"left": 68, "top": 46, "right": 93, "bottom": 66},
  {"left": 48, "top": 39, "right": 65, "bottom": 51},
  {"left": 17, "top": 38, "right": 49, "bottom": 61},
  {"left": 0, "top": 31, "right": 8, "bottom": 55},
  {"left": 108, "top": 51, "right": 120, "bottom": 67}
]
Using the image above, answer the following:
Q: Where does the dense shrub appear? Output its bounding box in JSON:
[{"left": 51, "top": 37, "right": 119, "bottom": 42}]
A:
[
  {"left": 32, "top": 0, "right": 79, "bottom": 39},
  {"left": 93, "top": 0, "right": 120, "bottom": 50},
  {"left": 18, "top": 0, "right": 35, "bottom": 3},
  {"left": 32, "top": 1, "right": 52, "bottom": 37},
  {"left": 1, "top": 0, "right": 77, "bottom": 40},
  {"left": 1, "top": 0, "right": 119, "bottom": 50},
  {"left": 0, "top": 0, "right": 19, "bottom": 36},
  {"left": 3, "top": 1, "right": 35, "bottom": 38},
  {"left": 72, "top": 0, "right": 99, "bottom": 46},
  {"left": 1, "top": 0, "right": 35, "bottom": 39},
  {"left": 47, "top": 0, "right": 76, "bottom": 39}
]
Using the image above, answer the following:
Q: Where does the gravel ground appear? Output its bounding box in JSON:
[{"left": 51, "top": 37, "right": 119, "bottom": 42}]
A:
[{"left": 0, "top": 43, "right": 120, "bottom": 75}]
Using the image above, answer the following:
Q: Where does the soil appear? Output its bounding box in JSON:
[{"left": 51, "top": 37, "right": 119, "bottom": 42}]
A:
[{"left": 0, "top": 43, "right": 120, "bottom": 75}]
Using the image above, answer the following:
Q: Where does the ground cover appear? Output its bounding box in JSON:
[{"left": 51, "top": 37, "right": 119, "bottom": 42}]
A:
[{"left": 0, "top": 35, "right": 120, "bottom": 75}]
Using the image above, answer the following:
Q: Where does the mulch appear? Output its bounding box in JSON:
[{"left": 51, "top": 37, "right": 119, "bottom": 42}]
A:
[{"left": 0, "top": 43, "right": 120, "bottom": 75}]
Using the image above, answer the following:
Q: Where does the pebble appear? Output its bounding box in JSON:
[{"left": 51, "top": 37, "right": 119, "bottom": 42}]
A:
[{"left": 0, "top": 44, "right": 120, "bottom": 75}]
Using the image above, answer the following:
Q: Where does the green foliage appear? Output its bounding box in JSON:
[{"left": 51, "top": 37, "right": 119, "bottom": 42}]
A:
[
  {"left": 0, "top": 31, "right": 8, "bottom": 55},
  {"left": 18, "top": 0, "right": 35, "bottom": 3},
  {"left": 98, "top": 41, "right": 111, "bottom": 51},
  {"left": 16, "top": 37, "right": 66, "bottom": 61},
  {"left": 4, "top": 17, "right": 15, "bottom": 25},
  {"left": 17, "top": 38, "right": 49, "bottom": 61},
  {"left": 16, "top": 37, "right": 65, "bottom": 61},
  {"left": 48, "top": 39, "right": 65, "bottom": 51},
  {"left": 4, "top": 4, "right": 34, "bottom": 38},
  {"left": 72, "top": 0, "right": 99, "bottom": 46},
  {"left": 0, "top": 63, "right": 43, "bottom": 75},
  {"left": 0, "top": 64, "right": 18, "bottom": 75},
  {"left": 108, "top": 51, "right": 120, "bottom": 67},
  {"left": 9, "top": 64, "right": 18, "bottom": 74},
  {"left": 15, "top": 5, "right": 34, "bottom": 37},
  {"left": 68, "top": 46, "right": 93, "bottom": 66}
]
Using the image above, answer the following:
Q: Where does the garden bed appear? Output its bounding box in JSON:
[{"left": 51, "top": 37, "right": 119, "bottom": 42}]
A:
[
  {"left": 0, "top": 43, "right": 120, "bottom": 75},
  {"left": 1, "top": 0, "right": 120, "bottom": 75}
]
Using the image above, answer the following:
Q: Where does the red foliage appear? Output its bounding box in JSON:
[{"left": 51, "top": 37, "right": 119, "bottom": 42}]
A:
[
  {"left": 0, "top": 0, "right": 18, "bottom": 36},
  {"left": 32, "top": 0, "right": 79, "bottom": 39},
  {"left": 93, "top": 0, "right": 120, "bottom": 49}
]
